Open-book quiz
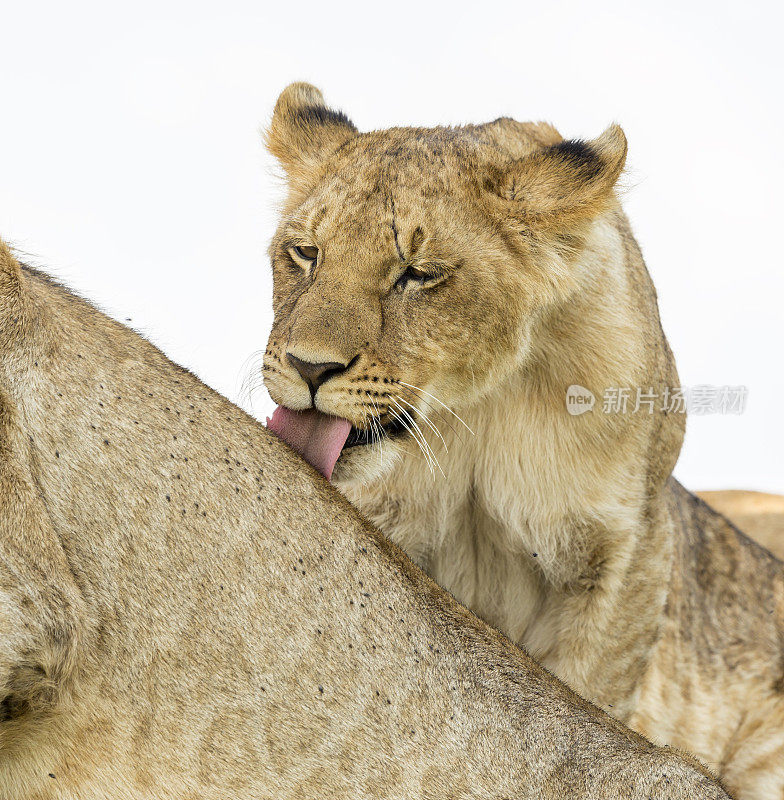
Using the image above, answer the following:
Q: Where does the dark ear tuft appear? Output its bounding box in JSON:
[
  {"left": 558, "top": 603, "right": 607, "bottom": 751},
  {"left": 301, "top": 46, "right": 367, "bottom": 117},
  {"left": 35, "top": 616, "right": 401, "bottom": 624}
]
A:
[
  {"left": 548, "top": 139, "right": 602, "bottom": 178},
  {"left": 492, "top": 124, "right": 627, "bottom": 225},
  {"left": 265, "top": 83, "right": 357, "bottom": 191},
  {"left": 291, "top": 103, "right": 354, "bottom": 130}
]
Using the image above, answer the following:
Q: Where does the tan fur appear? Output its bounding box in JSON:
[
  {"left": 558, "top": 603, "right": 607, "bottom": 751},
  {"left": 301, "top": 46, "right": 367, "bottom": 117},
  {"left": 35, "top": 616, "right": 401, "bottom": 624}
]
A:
[
  {"left": 698, "top": 491, "right": 784, "bottom": 560},
  {"left": 0, "top": 241, "right": 735, "bottom": 798},
  {"left": 262, "top": 83, "right": 784, "bottom": 799}
]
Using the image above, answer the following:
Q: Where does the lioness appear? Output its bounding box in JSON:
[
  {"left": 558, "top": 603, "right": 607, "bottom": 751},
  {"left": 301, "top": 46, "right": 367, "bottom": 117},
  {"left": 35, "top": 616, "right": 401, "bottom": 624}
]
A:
[
  {"left": 0, "top": 242, "right": 734, "bottom": 797},
  {"left": 699, "top": 491, "right": 784, "bottom": 560},
  {"left": 262, "top": 84, "right": 784, "bottom": 799}
]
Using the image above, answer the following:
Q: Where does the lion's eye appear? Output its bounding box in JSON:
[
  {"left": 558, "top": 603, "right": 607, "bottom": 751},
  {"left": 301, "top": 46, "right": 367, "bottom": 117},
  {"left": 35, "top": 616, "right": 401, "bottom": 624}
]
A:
[
  {"left": 289, "top": 245, "right": 319, "bottom": 266},
  {"left": 405, "top": 266, "right": 428, "bottom": 281},
  {"left": 395, "top": 265, "right": 431, "bottom": 290}
]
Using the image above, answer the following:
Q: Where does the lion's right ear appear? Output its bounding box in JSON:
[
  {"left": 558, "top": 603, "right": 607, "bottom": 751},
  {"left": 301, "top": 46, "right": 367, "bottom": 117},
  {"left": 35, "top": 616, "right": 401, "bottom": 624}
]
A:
[{"left": 265, "top": 83, "right": 357, "bottom": 194}]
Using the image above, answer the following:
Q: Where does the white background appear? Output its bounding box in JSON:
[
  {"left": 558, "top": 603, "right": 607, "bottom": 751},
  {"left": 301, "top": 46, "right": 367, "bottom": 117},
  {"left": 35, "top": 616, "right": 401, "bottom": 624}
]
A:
[{"left": 0, "top": 0, "right": 781, "bottom": 492}]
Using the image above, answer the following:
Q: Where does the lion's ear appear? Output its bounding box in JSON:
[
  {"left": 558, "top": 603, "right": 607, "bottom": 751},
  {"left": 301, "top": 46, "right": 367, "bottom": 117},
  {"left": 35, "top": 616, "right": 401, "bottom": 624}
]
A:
[
  {"left": 488, "top": 124, "right": 627, "bottom": 226},
  {"left": 265, "top": 83, "right": 357, "bottom": 193}
]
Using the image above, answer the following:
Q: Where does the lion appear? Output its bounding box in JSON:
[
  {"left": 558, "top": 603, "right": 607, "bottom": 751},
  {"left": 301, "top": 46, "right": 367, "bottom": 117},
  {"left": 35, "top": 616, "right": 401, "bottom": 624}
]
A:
[
  {"left": 0, "top": 243, "right": 735, "bottom": 798},
  {"left": 262, "top": 83, "right": 784, "bottom": 799},
  {"left": 699, "top": 491, "right": 784, "bottom": 560}
]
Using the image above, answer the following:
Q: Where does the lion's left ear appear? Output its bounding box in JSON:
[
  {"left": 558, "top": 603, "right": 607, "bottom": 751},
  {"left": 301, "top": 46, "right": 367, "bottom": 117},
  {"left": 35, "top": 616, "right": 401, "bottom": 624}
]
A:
[
  {"left": 265, "top": 83, "right": 357, "bottom": 195},
  {"left": 487, "top": 124, "right": 627, "bottom": 227}
]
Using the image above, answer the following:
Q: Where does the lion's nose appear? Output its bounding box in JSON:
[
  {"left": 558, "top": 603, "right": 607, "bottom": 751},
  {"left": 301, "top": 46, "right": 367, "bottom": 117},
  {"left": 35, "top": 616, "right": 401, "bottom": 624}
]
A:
[{"left": 286, "top": 353, "right": 349, "bottom": 396}]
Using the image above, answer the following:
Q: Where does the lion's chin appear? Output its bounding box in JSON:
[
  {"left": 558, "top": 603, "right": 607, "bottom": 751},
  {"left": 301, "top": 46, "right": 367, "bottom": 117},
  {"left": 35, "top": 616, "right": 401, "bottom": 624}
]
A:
[{"left": 331, "top": 440, "right": 402, "bottom": 487}]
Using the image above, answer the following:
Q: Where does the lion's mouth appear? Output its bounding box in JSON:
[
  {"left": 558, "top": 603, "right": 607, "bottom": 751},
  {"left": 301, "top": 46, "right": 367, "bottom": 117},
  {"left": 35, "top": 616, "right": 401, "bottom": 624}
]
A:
[
  {"left": 343, "top": 416, "right": 408, "bottom": 449},
  {"left": 266, "top": 406, "right": 409, "bottom": 480}
]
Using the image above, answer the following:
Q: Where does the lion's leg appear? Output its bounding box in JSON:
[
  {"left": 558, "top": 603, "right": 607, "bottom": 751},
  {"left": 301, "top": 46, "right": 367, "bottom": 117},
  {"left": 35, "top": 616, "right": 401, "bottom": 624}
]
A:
[
  {"left": 524, "top": 510, "right": 672, "bottom": 720},
  {"left": 718, "top": 697, "right": 784, "bottom": 800}
]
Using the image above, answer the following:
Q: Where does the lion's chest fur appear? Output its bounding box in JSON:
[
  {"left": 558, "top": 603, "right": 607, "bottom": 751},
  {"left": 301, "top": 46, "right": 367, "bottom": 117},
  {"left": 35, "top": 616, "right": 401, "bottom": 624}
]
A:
[
  {"left": 342, "top": 387, "right": 655, "bottom": 706},
  {"left": 374, "top": 487, "right": 549, "bottom": 646}
]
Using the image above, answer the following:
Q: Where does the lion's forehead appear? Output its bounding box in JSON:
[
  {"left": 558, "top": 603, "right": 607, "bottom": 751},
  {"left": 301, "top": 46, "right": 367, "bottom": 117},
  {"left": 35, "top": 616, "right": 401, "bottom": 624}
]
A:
[
  {"left": 322, "top": 130, "right": 494, "bottom": 194},
  {"left": 300, "top": 177, "right": 483, "bottom": 254},
  {"left": 285, "top": 126, "right": 533, "bottom": 270}
]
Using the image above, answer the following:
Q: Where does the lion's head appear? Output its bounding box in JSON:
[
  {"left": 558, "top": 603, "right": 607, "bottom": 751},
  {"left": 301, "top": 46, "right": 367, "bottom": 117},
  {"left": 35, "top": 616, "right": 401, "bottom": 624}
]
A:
[{"left": 262, "top": 83, "right": 626, "bottom": 484}]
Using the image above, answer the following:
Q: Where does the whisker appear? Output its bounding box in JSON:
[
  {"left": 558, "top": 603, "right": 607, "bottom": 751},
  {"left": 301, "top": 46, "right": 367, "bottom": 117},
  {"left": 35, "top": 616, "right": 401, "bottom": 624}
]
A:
[
  {"left": 236, "top": 349, "right": 270, "bottom": 405},
  {"left": 394, "top": 385, "right": 468, "bottom": 446},
  {"left": 239, "top": 373, "right": 268, "bottom": 409},
  {"left": 367, "top": 400, "right": 393, "bottom": 498},
  {"left": 390, "top": 398, "right": 443, "bottom": 478},
  {"left": 366, "top": 393, "right": 385, "bottom": 468},
  {"left": 394, "top": 395, "right": 448, "bottom": 454},
  {"left": 389, "top": 407, "right": 434, "bottom": 476},
  {"left": 243, "top": 374, "right": 272, "bottom": 396},
  {"left": 398, "top": 382, "right": 475, "bottom": 435},
  {"left": 405, "top": 410, "right": 445, "bottom": 479},
  {"left": 236, "top": 348, "right": 265, "bottom": 384}
]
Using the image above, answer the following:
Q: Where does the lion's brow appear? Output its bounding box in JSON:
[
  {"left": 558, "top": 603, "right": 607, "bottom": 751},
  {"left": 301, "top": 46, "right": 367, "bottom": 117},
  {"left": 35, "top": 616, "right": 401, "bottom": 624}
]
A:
[{"left": 388, "top": 194, "right": 405, "bottom": 261}]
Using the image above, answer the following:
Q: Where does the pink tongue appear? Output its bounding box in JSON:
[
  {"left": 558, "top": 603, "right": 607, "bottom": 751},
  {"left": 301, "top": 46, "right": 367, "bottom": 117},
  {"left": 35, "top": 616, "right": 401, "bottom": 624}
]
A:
[{"left": 266, "top": 406, "right": 352, "bottom": 480}]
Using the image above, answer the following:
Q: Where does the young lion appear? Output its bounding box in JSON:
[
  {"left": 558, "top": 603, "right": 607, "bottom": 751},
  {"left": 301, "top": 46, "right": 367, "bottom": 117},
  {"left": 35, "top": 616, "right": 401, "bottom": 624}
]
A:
[
  {"left": 699, "top": 491, "right": 784, "bottom": 560},
  {"left": 263, "top": 83, "right": 784, "bottom": 799},
  {"left": 0, "top": 241, "right": 734, "bottom": 798}
]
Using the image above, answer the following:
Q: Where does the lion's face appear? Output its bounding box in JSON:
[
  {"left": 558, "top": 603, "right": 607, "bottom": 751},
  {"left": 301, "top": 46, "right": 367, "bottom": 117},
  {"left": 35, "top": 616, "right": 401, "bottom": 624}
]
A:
[
  {"left": 262, "top": 84, "right": 626, "bottom": 484},
  {"left": 264, "top": 138, "right": 537, "bottom": 482}
]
